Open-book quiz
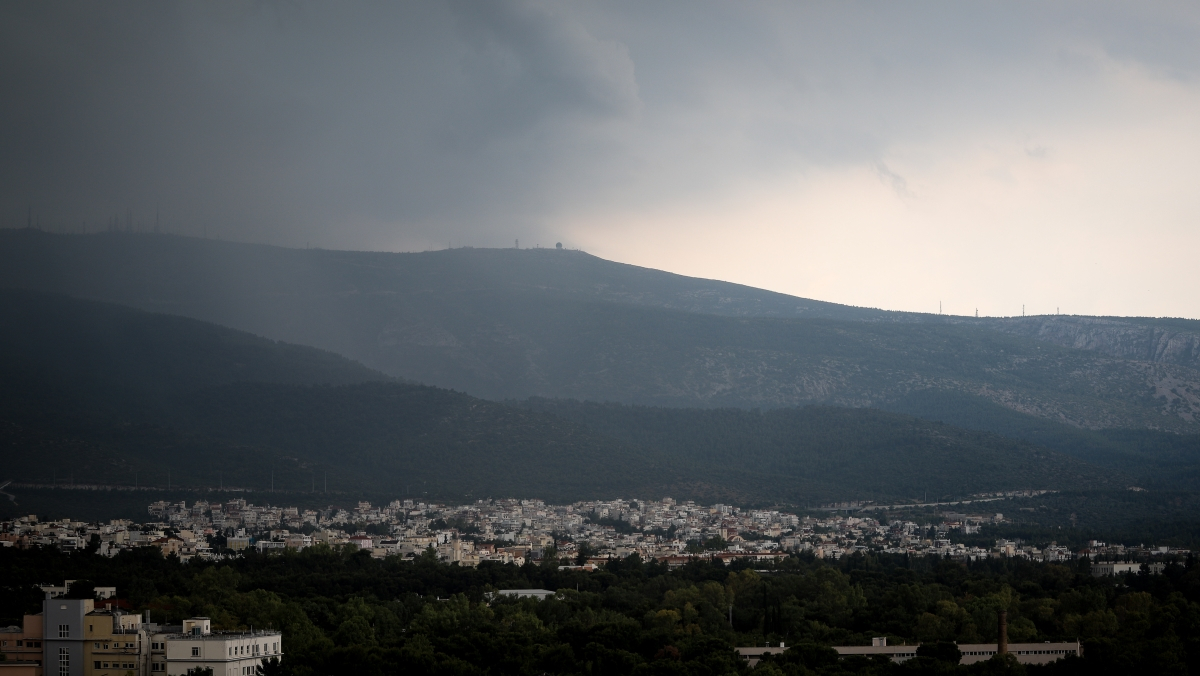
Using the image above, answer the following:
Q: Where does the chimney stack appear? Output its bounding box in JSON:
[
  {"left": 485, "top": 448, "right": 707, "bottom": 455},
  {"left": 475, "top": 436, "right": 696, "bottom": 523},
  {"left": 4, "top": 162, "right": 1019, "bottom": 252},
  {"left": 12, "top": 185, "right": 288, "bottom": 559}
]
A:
[{"left": 997, "top": 610, "right": 1008, "bottom": 655}]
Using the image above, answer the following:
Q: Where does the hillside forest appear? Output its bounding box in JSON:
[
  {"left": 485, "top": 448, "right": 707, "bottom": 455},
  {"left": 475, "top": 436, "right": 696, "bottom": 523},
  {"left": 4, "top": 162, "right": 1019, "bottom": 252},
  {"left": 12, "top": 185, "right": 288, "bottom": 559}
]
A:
[{"left": 1, "top": 545, "right": 1198, "bottom": 676}]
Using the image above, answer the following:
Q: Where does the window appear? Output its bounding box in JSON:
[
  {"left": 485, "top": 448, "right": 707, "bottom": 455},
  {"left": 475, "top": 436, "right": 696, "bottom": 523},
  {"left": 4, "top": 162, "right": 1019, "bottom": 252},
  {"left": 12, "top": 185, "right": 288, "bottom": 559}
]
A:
[
  {"left": 95, "top": 662, "right": 102, "bottom": 669},
  {"left": 59, "top": 647, "right": 70, "bottom": 676},
  {"left": 59, "top": 625, "right": 71, "bottom": 638},
  {"left": 103, "top": 663, "right": 110, "bottom": 668},
  {"left": 16, "top": 640, "right": 23, "bottom": 647},
  {"left": 192, "top": 647, "right": 200, "bottom": 657}
]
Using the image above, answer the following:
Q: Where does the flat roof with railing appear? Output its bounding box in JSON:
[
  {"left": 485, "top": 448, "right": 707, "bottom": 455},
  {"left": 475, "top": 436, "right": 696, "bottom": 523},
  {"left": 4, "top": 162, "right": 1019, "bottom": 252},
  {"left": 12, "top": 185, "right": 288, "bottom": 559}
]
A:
[{"left": 154, "top": 631, "right": 281, "bottom": 640}]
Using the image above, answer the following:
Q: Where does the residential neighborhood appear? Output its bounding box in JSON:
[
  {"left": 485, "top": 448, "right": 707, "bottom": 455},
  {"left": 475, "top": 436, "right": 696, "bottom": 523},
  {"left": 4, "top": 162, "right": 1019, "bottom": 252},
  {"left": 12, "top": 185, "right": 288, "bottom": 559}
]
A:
[{"left": 0, "top": 496, "right": 1188, "bottom": 570}]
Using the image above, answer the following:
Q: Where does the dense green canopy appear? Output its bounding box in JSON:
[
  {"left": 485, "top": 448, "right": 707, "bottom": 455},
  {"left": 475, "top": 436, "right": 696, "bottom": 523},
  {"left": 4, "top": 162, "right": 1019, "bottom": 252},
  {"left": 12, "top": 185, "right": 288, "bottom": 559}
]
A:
[{"left": 2, "top": 546, "right": 1197, "bottom": 675}]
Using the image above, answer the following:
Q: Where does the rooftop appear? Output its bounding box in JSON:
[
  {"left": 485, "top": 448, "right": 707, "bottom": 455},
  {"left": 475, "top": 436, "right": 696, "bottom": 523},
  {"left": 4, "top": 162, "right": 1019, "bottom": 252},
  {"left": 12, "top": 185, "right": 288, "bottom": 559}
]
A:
[{"left": 155, "top": 630, "right": 281, "bottom": 640}]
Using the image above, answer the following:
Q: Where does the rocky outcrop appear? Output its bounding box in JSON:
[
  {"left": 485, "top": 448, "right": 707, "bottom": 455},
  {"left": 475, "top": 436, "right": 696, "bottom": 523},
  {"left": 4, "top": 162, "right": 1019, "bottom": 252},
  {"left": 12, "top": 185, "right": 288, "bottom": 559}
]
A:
[{"left": 979, "top": 316, "right": 1200, "bottom": 370}]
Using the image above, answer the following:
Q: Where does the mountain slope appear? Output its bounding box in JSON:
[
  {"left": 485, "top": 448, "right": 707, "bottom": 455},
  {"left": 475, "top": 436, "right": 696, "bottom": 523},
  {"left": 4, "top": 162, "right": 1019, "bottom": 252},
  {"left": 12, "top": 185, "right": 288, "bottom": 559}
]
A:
[
  {"left": 880, "top": 390, "right": 1200, "bottom": 488},
  {"left": 0, "top": 291, "right": 663, "bottom": 501},
  {"left": 974, "top": 315, "right": 1200, "bottom": 371},
  {"left": 0, "top": 290, "right": 1128, "bottom": 505},
  {"left": 0, "top": 229, "right": 894, "bottom": 321},
  {"left": 0, "top": 288, "right": 388, "bottom": 426},
  {"left": 2, "top": 230, "right": 1197, "bottom": 432},
  {"left": 520, "top": 398, "right": 1132, "bottom": 502}
]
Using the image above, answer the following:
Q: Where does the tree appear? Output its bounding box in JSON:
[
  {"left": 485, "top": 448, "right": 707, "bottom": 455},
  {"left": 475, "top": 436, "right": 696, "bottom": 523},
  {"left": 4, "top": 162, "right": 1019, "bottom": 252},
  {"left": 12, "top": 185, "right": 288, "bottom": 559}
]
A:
[
  {"left": 540, "top": 544, "right": 559, "bottom": 568},
  {"left": 916, "top": 641, "right": 962, "bottom": 664},
  {"left": 575, "top": 542, "right": 594, "bottom": 565},
  {"left": 65, "top": 580, "right": 97, "bottom": 599},
  {"left": 255, "top": 657, "right": 284, "bottom": 676}
]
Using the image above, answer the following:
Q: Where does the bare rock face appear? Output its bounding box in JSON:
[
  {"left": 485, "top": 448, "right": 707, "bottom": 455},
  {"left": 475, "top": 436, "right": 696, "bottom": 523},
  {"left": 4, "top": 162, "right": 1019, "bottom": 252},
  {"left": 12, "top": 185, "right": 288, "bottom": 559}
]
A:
[
  {"left": 981, "top": 316, "right": 1200, "bottom": 370},
  {"left": 960, "top": 317, "right": 1200, "bottom": 428}
]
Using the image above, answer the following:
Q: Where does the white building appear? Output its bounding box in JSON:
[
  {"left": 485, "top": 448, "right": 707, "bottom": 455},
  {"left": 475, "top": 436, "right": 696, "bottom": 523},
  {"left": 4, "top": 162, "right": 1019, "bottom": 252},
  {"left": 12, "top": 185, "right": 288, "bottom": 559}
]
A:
[
  {"left": 39, "top": 581, "right": 118, "bottom": 599},
  {"left": 494, "top": 589, "right": 556, "bottom": 600},
  {"left": 825, "top": 639, "right": 1081, "bottom": 665},
  {"left": 1091, "top": 561, "right": 1166, "bottom": 577},
  {"left": 151, "top": 619, "right": 281, "bottom": 676}
]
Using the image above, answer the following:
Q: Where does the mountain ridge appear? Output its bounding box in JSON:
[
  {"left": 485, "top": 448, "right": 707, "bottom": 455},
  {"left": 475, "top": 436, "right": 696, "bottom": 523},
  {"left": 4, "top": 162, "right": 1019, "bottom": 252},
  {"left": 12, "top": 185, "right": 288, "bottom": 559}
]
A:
[
  {"left": 2, "top": 230, "right": 1197, "bottom": 432},
  {"left": 0, "top": 289, "right": 1136, "bottom": 505}
]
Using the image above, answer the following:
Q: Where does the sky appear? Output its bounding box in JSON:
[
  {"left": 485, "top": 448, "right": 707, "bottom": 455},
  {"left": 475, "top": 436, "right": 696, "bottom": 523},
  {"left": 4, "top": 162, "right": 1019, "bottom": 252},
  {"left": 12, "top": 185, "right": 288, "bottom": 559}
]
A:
[{"left": 3, "top": 1, "right": 1199, "bottom": 319}]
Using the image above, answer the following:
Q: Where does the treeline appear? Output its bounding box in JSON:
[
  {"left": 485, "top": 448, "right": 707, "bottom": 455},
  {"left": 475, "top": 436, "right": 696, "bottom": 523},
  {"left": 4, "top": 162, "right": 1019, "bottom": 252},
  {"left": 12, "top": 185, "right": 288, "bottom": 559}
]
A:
[
  {"left": 2, "top": 546, "right": 1198, "bottom": 675},
  {"left": 946, "top": 491, "right": 1200, "bottom": 546}
]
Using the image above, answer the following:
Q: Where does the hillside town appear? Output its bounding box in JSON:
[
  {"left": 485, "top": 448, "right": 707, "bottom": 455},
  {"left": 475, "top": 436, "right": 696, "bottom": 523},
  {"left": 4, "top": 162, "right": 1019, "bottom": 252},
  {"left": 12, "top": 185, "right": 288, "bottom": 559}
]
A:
[{"left": 0, "top": 496, "right": 1188, "bottom": 571}]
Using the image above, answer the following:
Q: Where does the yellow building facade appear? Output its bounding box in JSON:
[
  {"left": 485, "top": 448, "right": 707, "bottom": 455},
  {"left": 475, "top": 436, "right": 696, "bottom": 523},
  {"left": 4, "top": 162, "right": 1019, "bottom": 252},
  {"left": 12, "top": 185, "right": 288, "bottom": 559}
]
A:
[{"left": 83, "top": 609, "right": 148, "bottom": 676}]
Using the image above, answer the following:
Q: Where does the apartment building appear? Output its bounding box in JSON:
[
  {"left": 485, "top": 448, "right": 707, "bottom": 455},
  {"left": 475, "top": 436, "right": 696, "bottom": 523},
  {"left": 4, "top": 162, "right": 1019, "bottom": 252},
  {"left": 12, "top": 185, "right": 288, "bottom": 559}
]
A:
[
  {"left": 43, "top": 599, "right": 93, "bottom": 676},
  {"left": 0, "top": 614, "right": 44, "bottom": 676},
  {"left": 8, "top": 589, "right": 282, "bottom": 676},
  {"left": 84, "top": 609, "right": 148, "bottom": 676},
  {"left": 151, "top": 619, "right": 281, "bottom": 676}
]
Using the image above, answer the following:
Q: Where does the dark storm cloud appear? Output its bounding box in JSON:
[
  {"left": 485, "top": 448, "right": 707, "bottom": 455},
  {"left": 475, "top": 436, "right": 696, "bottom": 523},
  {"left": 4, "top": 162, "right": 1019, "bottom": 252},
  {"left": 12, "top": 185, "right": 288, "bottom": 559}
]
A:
[
  {"left": 2, "top": 1, "right": 1198, "bottom": 255},
  {"left": 0, "top": 1, "right": 637, "bottom": 246}
]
